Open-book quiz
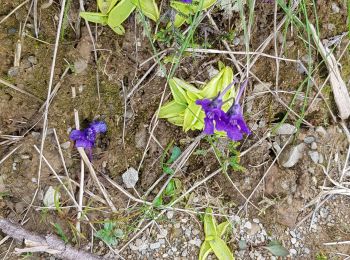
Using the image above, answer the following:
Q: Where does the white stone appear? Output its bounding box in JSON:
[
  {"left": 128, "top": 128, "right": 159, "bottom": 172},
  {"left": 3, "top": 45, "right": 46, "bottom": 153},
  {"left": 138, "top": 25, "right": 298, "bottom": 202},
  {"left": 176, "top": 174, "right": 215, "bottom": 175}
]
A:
[
  {"left": 276, "top": 123, "right": 297, "bottom": 135},
  {"left": 43, "top": 186, "right": 60, "bottom": 208},
  {"left": 308, "top": 151, "right": 319, "bottom": 163},
  {"left": 291, "top": 237, "right": 297, "bottom": 244},
  {"left": 244, "top": 221, "right": 252, "bottom": 229},
  {"left": 61, "top": 141, "right": 71, "bottom": 149},
  {"left": 290, "top": 249, "right": 297, "bottom": 255},
  {"left": 122, "top": 167, "right": 139, "bottom": 188},
  {"left": 166, "top": 210, "right": 174, "bottom": 219},
  {"left": 150, "top": 242, "right": 161, "bottom": 250},
  {"left": 282, "top": 143, "right": 305, "bottom": 168}
]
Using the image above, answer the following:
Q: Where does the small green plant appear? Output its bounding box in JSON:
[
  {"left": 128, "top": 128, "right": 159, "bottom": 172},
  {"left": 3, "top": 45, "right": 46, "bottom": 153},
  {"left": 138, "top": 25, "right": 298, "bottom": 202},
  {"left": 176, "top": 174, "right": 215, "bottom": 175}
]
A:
[
  {"left": 80, "top": 0, "right": 159, "bottom": 35},
  {"left": 53, "top": 223, "right": 69, "bottom": 243},
  {"left": 316, "top": 252, "right": 328, "bottom": 260},
  {"left": 94, "top": 220, "right": 124, "bottom": 246},
  {"left": 199, "top": 208, "right": 234, "bottom": 260},
  {"left": 159, "top": 63, "right": 235, "bottom": 132},
  {"left": 170, "top": 0, "right": 217, "bottom": 28},
  {"left": 161, "top": 143, "right": 182, "bottom": 175}
]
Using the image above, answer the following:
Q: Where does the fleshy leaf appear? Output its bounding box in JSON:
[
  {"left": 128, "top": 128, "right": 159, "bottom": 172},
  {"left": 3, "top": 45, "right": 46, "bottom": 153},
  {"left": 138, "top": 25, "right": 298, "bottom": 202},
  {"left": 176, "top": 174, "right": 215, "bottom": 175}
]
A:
[
  {"left": 204, "top": 208, "right": 217, "bottom": 237},
  {"left": 200, "top": 69, "right": 225, "bottom": 98},
  {"left": 169, "top": 79, "right": 189, "bottom": 104},
  {"left": 221, "top": 66, "right": 234, "bottom": 101},
  {"left": 131, "top": 0, "right": 160, "bottom": 21},
  {"left": 199, "top": 241, "right": 213, "bottom": 260},
  {"left": 107, "top": 0, "right": 135, "bottom": 34},
  {"left": 159, "top": 101, "right": 186, "bottom": 118},
  {"left": 172, "top": 77, "right": 201, "bottom": 93},
  {"left": 208, "top": 237, "right": 235, "bottom": 260},
  {"left": 79, "top": 12, "right": 108, "bottom": 25},
  {"left": 183, "top": 102, "right": 202, "bottom": 132},
  {"left": 264, "top": 240, "right": 289, "bottom": 257},
  {"left": 97, "top": 0, "right": 119, "bottom": 14},
  {"left": 217, "top": 221, "right": 230, "bottom": 237},
  {"left": 167, "top": 115, "right": 184, "bottom": 126}
]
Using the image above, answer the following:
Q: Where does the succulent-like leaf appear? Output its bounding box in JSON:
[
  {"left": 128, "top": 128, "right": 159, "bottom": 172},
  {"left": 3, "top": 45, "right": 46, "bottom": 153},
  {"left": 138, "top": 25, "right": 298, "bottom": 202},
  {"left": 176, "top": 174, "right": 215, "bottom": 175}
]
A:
[
  {"left": 204, "top": 208, "right": 217, "bottom": 237},
  {"left": 199, "top": 241, "right": 213, "bottom": 260},
  {"left": 159, "top": 101, "right": 187, "bottom": 118},
  {"left": 208, "top": 237, "right": 235, "bottom": 260},
  {"left": 183, "top": 102, "right": 202, "bottom": 132},
  {"left": 200, "top": 69, "right": 225, "bottom": 98},
  {"left": 107, "top": 0, "right": 135, "bottom": 34},
  {"left": 97, "top": 0, "right": 120, "bottom": 14},
  {"left": 80, "top": 12, "right": 108, "bottom": 25},
  {"left": 131, "top": 0, "right": 160, "bottom": 21},
  {"left": 172, "top": 77, "right": 201, "bottom": 93},
  {"left": 217, "top": 221, "right": 231, "bottom": 237},
  {"left": 169, "top": 79, "right": 189, "bottom": 104},
  {"left": 167, "top": 115, "right": 184, "bottom": 126}
]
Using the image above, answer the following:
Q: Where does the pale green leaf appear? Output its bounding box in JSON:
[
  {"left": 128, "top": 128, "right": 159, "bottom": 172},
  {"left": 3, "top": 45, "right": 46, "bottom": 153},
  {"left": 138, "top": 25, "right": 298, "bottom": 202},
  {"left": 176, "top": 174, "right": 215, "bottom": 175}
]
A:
[
  {"left": 200, "top": 69, "right": 224, "bottom": 98},
  {"left": 265, "top": 240, "right": 289, "bottom": 257},
  {"left": 186, "top": 90, "right": 203, "bottom": 101},
  {"left": 159, "top": 101, "right": 186, "bottom": 118},
  {"left": 80, "top": 12, "right": 108, "bottom": 25},
  {"left": 169, "top": 79, "right": 189, "bottom": 104},
  {"left": 108, "top": 0, "right": 135, "bottom": 33},
  {"left": 204, "top": 208, "right": 217, "bottom": 237},
  {"left": 172, "top": 77, "right": 201, "bottom": 93},
  {"left": 202, "top": 0, "right": 218, "bottom": 10},
  {"left": 131, "top": 0, "right": 160, "bottom": 21},
  {"left": 199, "top": 241, "right": 213, "bottom": 260},
  {"left": 167, "top": 116, "right": 184, "bottom": 126},
  {"left": 97, "top": 0, "right": 120, "bottom": 14},
  {"left": 183, "top": 102, "right": 202, "bottom": 132},
  {"left": 109, "top": 24, "right": 125, "bottom": 35},
  {"left": 170, "top": 1, "right": 194, "bottom": 15},
  {"left": 221, "top": 66, "right": 234, "bottom": 100},
  {"left": 217, "top": 221, "right": 230, "bottom": 237},
  {"left": 209, "top": 237, "right": 235, "bottom": 260}
]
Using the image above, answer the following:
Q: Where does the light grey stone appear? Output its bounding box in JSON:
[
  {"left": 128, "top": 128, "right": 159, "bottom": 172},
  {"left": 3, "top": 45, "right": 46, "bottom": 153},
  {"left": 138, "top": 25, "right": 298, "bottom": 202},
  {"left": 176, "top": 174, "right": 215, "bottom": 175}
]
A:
[
  {"left": 122, "top": 167, "right": 139, "bottom": 188},
  {"left": 281, "top": 144, "right": 305, "bottom": 168},
  {"left": 276, "top": 123, "right": 297, "bottom": 135}
]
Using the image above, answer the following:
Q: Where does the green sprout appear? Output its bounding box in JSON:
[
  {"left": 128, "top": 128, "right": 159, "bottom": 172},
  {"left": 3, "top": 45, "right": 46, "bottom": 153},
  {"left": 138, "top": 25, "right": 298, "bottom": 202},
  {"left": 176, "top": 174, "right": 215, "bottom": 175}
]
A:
[
  {"left": 199, "top": 208, "right": 234, "bottom": 260},
  {"left": 170, "top": 0, "right": 217, "bottom": 28},
  {"left": 94, "top": 220, "right": 124, "bottom": 246},
  {"left": 80, "top": 0, "right": 159, "bottom": 35},
  {"left": 159, "top": 63, "right": 235, "bottom": 132}
]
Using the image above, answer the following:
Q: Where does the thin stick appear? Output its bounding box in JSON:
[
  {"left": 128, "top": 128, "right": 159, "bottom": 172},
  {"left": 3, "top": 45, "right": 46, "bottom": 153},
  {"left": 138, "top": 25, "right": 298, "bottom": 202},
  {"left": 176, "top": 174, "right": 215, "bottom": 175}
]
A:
[
  {"left": 0, "top": 0, "right": 30, "bottom": 24},
  {"left": 0, "top": 78, "right": 43, "bottom": 102},
  {"left": 0, "top": 144, "right": 23, "bottom": 166}
]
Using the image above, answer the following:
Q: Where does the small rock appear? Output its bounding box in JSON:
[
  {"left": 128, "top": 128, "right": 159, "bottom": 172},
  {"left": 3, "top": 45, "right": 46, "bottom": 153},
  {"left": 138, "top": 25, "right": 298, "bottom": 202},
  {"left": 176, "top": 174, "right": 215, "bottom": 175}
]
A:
[
  {"left": 311, "top": 142, "right": 317, "bottom": 150},
  {"left": 281, "top": 143, "right": 305, "bottom": 168},
  {"left": 290, "top": 230, "right": 296, "bottom": 237},
  {"left": 61, "top": 141, "right": 71, "bottom": 149},
  {"left": 252, "top": 218, "right": 260, "bottom": 223},
  {"left": 135, "top": 238, "right": 143, "bottom": 247},
  {"left": 304, "top": 248, "right": 310, "bottom": 254},
  {"left": 166, "top": 210, "right": 174, "bottom": 219},
  {"left": 290, "top": 248, "right": 297, "bottom": 255},
  {"left": 331, "top": 2, "right": 340, "bottom": 13},
  {"left": 8, "top": 67, "right": 19, "bottom": 77},
  {"left": 303, "top": 136, "right": 315, "bottom": 144},
  {"left": 276, "top": 123, "right": 297, "bottom": 135},
  {"left": 122, "top": 167, "right": 139, "bottom": 188},
  {"left": 291, "top": 237, "right": 297, "bottom": 244},
  {"left": 192, "top": 229, "right": 200, "bottom": 236},
  {"left": 149, "top": 242, "right": 161, "bottom": 250},
  {"left": 316, "top": 126, "right": 327, "bottom": 136},
  {"left": 189, "top": 238, "right": 202, "bottom": 247},
  {"left": 308, "top": 151, "right": 319, "bottom": 163},
  {"left": 244, "top": 221, "right": 252, "bottom": 229},
  {"left": 43, "top": 186, "right": 60, "bottom": 207},
  {"left": 319, "top": 154, "right": 324, "bottom": 164},
  {"left": 74, "top": 59, "right": 88, "bottom": 74},
  {"left": 129, "top": 243, "right": 138, "bottom": 251},
  {"left": 157, "top": 229, "right": 168, "bottom": 238},
  {"left": 28, "top": 55, "right": 37, "bottom": 65}
]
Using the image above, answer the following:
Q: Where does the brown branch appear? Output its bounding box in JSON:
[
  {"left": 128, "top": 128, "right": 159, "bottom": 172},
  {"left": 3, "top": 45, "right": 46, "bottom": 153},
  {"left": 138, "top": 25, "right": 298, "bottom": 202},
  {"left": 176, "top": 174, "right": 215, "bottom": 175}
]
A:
[{"left": 0, "top": 219, "right": 102, "bottom": 260}]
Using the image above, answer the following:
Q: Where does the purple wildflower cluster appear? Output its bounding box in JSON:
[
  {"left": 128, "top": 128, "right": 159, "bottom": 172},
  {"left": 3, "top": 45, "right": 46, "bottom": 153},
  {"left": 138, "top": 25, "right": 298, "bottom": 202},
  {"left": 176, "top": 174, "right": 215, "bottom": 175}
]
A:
[
  {"left": 196, "top": 80, "right": 250, "bottom": 141},
  {"left": 70, "top": 121, "right": 107, "bottom": 158}
]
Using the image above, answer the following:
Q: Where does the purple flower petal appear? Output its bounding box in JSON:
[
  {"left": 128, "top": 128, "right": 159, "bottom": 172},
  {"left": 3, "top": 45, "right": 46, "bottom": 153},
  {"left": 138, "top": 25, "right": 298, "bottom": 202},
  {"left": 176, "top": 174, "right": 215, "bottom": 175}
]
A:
[
  {"left": 226, "top": 125, "right": 243, "bottom": 141},
  {"left": 203, "top": 117, "right": 214, "bottom": 134},
  {"left": 75, "top": 139, "right": 94, "bottom": 148},
  {"left": 181, "top": 0, "right": 192, "bottom": 3},
  {"left": 90, "top": 121, "right": 107, "bottom": 133},
  {"left": 69, "top": 130, "right": 85, "bottom": 140}
]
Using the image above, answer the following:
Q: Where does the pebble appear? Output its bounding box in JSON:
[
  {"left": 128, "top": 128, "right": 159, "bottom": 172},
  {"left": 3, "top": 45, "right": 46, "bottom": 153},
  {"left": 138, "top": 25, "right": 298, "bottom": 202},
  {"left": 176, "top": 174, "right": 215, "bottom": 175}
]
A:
[
  {"left": 331, "top": 2, "right": 340, "bottom": 13},
  {"left": 311, "top": 142, "right": 317, "bottom": 150},
  {"left": 122, "top": 167, "right": 139, "bottom": 188},
  {"left": 290, "top": 248, "right": 297, "bottom": 255},
  {"left": 135, "top": 238, "right": 143, "bottom": 247},
  {"left": 28, "top": 55, "right": 37, "bottom": 65},
  {"left": 276, "top": 123, "right": 297, "bottom": 135},
  {"left": 304, "top": 248, "right": 310, "bottom": 254},
  {"left": 291, "top": 237, "right": 297, "bottom": 244},
  {"left": 166, "top": 210, "right": 174, "bottom": 219},
  {"left": 308, "top": 151, "right": 319, "bottom": 163},
  {"left": 252, "top": 218, "right": 260, "bottom": 223},
  {"left": 304, "top": 136, "right": 315, "bottom": 144},
  {"left": 8, "top": 67, "right": 19, "bottom": 77},
  {"left": 290, "top": 230, "right": 296, "bottom": 237},
  {"left": 189, "top": 238, "right": 202, "bottom": 247},
  {"left": 74, "top": 59, "right": 88, "bottom": 74},
  {"left": 281, "top": 143, "right": 305, "bottom": 168},
  {"left": 61, "top": 141, "right": 71, "bottom": 149},
  {"left": 149, "top": 242, "right": 161, "bottom": 250},
  {"left": 244, "top": 221, "right": 252, "bottom": 229}
]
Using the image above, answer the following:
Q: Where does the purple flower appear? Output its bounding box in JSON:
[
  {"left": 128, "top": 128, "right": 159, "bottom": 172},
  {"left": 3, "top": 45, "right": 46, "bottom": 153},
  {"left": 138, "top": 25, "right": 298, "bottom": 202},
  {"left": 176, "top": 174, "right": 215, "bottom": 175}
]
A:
[
  {"left": 181, "top": 0, "right": 192, "bottom": 3},
  {"left": 196, "top": 96, "right": 225, "bottom": 135},
  {"left": 222, "top": 80, "right": 250, "bottom": 141},
  {"left": 70, "top": 121, "right": 107, "bottom": 149}
]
